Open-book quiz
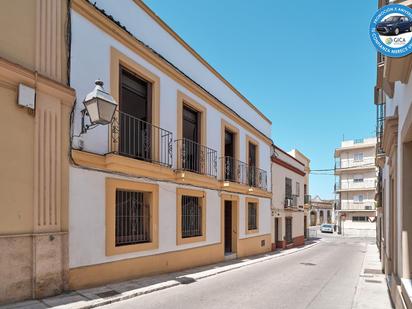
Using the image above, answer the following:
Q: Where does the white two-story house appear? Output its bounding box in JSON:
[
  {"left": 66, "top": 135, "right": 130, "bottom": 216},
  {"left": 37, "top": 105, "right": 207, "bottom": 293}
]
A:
[
  {"left": 271, "top": 145, "right": 307, "bottom": 249},
  {"left": 68, "top": 0, "right": 272, "bottom": 289}
]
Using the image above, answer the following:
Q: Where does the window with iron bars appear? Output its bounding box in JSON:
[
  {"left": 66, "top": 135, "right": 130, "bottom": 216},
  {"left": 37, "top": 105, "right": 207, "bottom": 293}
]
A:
[
  {"left": 115, "top": 190, "right": 151, "bottom": 246},
  {"left": 182, "top": 196, "right": 202, "bottom": 238},
  {"left": 247, "top": 202, "right": 258, "bottom": 230}
]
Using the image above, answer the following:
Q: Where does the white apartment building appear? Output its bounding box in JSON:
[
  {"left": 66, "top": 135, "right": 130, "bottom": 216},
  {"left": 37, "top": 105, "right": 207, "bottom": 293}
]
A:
[
  {"left": 68, "top": 0, "right": 272, "bottom": 290},
  {"left": 334, "top": 137, "right": 378, "bottom": 237},
  {"left": 271, "top": 146, "right": 308, "bottom": 249}
]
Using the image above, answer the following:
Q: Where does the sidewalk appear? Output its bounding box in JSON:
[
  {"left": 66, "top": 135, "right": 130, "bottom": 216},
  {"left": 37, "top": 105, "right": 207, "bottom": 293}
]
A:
[
  {"left": 352, "top": 243, "right": 393, "bottom": 309},
  {"left": 1, "top": 240, "right": 320, "bottom": 309}
]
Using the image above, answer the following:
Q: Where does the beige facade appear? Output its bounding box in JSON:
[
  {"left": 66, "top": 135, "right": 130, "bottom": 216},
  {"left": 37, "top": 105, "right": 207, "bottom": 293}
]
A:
[
  {"left": 0, "top": 0, "right": 75, "bottom": 305},
  {"left": 334, "top": 138, "right": 378, "bottom": 237},
  {"left": 309, "top": 196, "right": 334, "bottom": 226},
  {"left": 271, "top": 146, "right": 309, "bottom": 249}
]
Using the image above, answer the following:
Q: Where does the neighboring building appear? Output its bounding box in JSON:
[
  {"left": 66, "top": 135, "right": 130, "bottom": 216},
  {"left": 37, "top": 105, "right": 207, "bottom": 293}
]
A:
[
  {"left": 271, "top": 146, "right": 307, "bottom": 249},
  {"left": 0, "top": 0, "right": 75, "bottom": 304},
  {"left": 374, "top": 1, "right": 412, "bottom": 308},
  {"left": 309, "top": 196, "right": 334, "bottom": 226},
  {"left": 288, "top": 149, "right": 311, "bottom": 238},
  {"left": 334, "top": 137, "right": 378, "bottom": 237},
  {"left": 68, "top": 0, "right": 272, "bottom": 290}
]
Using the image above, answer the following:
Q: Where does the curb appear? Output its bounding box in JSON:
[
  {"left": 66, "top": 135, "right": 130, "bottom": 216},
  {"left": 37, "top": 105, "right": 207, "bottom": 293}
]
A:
[{"left": 57, "top": 239, "right": 322, "bottom": 309}]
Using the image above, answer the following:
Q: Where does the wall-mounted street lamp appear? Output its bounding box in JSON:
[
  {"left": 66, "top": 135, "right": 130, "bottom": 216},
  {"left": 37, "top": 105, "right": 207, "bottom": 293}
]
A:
[{"left": 81, "top": 80, "right": 117, "bottom": 134}]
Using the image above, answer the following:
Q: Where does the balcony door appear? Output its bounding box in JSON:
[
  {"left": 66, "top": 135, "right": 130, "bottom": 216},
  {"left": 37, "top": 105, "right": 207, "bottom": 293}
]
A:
[
  {"left": 248, "top": 142, "right": 257, "bottom": 186},
  {"left": 182, "top": 105, "right": 200, "bottom": 172},
  {"left": 119, "top": 66, "right": 152, "bottom": 161},
  {"left": 224, "top": 130, "right": 235, "bottom": 181}
]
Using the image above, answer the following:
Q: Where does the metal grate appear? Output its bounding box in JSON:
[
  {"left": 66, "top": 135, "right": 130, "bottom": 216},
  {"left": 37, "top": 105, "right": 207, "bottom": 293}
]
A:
[
  {"left": 222, "top": 156, "right": 267, "bottom": 190},
  {"left": 115, "top": 190, "right": 150, "bottom": 246},
  {"left": 247, "top": 202, "right": 257, "bottom": 230},
  {"left": 176, "top": 139, "right": 217, "bottom": 177},
  {"left": 182, "top": 196, "right": 202, "bottom": 238},
  {"left": 111, "top": 110, "right": 173, "bottom": 167}
]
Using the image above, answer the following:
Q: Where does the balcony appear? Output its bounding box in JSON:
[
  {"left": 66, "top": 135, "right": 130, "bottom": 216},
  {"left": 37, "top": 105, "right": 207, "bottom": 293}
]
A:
[
  {"left": 335, "top": 157, "right": 376, "bottom": 173},
  {"left": 111, "top": 110, "right": 173, "bottom": 167},
  {"left": 222, "top": 156, "right": 268, "bottom": 191},
  {"left": 339, "top": 201, "right": 375, "bottom": 211},
  {"left": 284, "top": 195, "right": 299, "bottom": 208},
  {"left": 336, "top": 179, "right": 376, "bottom": 191},
  {"left": 175, "top": 138, "right": 217, "bottom": 177}
]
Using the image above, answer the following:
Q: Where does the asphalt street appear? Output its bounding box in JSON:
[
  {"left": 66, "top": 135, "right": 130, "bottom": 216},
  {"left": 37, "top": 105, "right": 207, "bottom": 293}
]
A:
[{"left": 102, "top": 232, "right": 377, "bottom": 309}]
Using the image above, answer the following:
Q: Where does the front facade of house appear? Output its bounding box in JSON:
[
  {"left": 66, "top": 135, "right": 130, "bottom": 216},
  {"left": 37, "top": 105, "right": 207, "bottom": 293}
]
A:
[
  {"left": 334, "top": 138, "right": 378, "bottom": 237},
  {"left": 271, "top": 146, "right": 306, "bottom": 249},
  {"left": 68, "top": 0, "right": 272, "bottom": 290}
]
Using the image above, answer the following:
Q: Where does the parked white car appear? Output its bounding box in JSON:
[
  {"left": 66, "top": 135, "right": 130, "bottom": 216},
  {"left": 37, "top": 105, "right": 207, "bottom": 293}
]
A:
[{"left": 320, "top": 224, "right": 334, "bottom": 233}]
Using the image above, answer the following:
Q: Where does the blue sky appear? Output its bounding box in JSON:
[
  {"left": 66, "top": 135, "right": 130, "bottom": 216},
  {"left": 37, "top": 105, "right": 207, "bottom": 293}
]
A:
[{"left": 144, "top": 0, "right": 378, "bottom": 199}]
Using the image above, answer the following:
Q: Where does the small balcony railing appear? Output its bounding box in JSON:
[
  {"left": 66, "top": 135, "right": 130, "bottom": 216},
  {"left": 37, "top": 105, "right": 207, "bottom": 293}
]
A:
[
  {"left": 175, "top": 138, "right": 217, "bottom": 177},
  {"left": 284, "top": 195, "right": 298, "bottom": 208},
  {"left": 304, "top": 194, "right": 311, "bottom": 204},
  {"left": 221, "top": 156, "right": 268, "bottom": 190},
  {"left": 111, "top": 110, "right": 173, "bottom": 167}
]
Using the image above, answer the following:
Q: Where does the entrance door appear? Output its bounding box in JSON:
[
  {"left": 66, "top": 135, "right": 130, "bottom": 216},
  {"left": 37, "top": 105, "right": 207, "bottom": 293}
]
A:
[
  {"left": 224, "top": 201, "right": 232, "bottom": 253},
  {"left": 304, "top": 216, "right": 307, "bottom": 238},
  {"left": 285, "top": 217, "right": 292, "bottom": 243},
  {"left": 274, "top": 217, "right": 279, "bottom": 245}
]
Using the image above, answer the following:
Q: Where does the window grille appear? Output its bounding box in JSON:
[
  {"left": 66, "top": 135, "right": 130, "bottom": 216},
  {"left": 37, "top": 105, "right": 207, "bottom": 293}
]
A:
[
  {"left": 115, "top": 190, "right": 150, "bottom": 246},
  {"left": 248, "top": 202, "right": 257, "bottom": 230},
  {"left": 182, "top": 196, "right": 202, "bottom": 238}
]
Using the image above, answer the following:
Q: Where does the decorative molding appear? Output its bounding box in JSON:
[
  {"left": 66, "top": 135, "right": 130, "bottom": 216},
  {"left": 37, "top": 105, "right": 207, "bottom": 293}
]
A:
[
  {"left": 34, "top": 96, "right": 62, "bottom": 232},
  {"left": 271, "top": 157, "right": 306, "bottom": 176},
  {"left": 383, "top": 114, "right": 399, "bottom": 158},
  {"left": 35, "top": 0, "right": 64, "bottom": 82},
  {"left": 0, "top": 57, "right": 75, "bottom": 105}
]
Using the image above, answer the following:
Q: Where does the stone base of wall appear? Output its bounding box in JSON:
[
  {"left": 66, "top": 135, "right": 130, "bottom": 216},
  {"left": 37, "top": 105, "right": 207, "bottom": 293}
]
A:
[
  {"left": 274, "top": 236, "right": 305, "bottom": 251},
  {"left": 292, "top": 235, "right": 305, "bottom": 247},
  {"left": 0, "top": 233, "right": 68, "bottom": 305}
]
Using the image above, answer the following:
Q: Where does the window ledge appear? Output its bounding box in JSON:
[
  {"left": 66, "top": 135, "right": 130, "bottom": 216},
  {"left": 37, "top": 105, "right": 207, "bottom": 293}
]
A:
[{"left": 177, "top": 235, "right": 206, "bottom": 245}]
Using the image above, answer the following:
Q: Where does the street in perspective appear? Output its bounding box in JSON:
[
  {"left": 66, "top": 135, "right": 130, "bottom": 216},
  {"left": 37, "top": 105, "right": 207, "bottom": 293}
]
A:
[{"left": 1, "top": 0, "right": 412, "bottom": 309}]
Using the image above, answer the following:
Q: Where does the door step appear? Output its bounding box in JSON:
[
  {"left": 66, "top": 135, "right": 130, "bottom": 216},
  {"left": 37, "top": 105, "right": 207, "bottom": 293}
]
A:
[{"left": 224, "top": 253, "right": 237, "bottom": 261}]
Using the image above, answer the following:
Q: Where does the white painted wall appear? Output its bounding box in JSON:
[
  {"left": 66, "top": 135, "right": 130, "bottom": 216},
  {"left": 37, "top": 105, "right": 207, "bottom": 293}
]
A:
[
  {"left": 90, "top": 0, "right": 271, "bottom": 137},
  {"left": 69, "top": 167, "right": 271, "bottom": 268},
  {"left": 70, "top": 11, "right": 272, "bottom": 190},
  {"left": 272, "top": 149, "right": 305, "bottom": 209}
]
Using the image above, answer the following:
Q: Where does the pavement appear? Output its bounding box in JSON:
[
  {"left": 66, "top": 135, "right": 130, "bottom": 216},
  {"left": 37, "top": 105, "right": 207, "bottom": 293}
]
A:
[
  {"left": 0, "top": 239, "right": 320, "bottom": 309},
  {"left": 1, "top": 231, "right": 393, "bottom": 309},
  {"left": 352, "top": 242, "right": 393, "bottom": 309}
]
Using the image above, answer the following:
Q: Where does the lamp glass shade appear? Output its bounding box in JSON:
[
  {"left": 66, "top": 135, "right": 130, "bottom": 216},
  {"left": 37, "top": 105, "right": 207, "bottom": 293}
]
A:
[{"left": 83, "top": 80, "right": 117, "bottom": 125}]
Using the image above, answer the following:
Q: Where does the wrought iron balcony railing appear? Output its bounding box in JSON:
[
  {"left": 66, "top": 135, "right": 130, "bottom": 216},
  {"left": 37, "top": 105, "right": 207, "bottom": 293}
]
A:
[
  {"left": 175, "top": 138, "right": 217, "bottom": 177},
  {"left": 221, "top": 156, "right": 268, "bottom": 190},
  {"left": 111, "top": 110, "right": 173, "bottom": 167},
  {"left": 222, "top": 156, "right": 248, "bottom": 185},
  {"left": 284, "top": 195, "right": 298, "bottom": 208}
]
